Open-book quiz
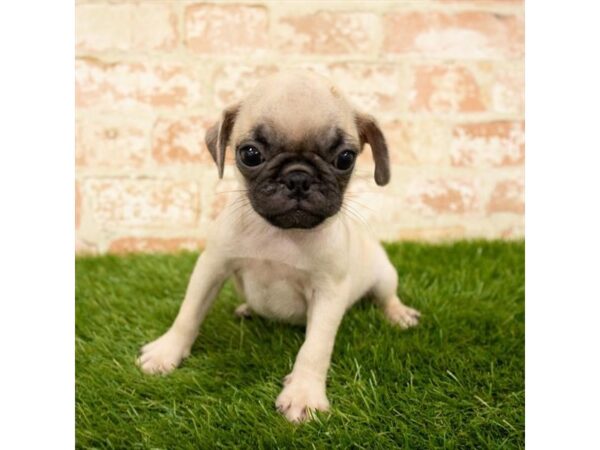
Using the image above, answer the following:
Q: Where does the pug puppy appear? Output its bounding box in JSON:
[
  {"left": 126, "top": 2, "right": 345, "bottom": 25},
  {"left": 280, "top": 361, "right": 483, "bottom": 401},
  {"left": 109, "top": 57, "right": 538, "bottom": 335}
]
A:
[{"left": 137, "top": 71, "right": 420, "bottom": 422}]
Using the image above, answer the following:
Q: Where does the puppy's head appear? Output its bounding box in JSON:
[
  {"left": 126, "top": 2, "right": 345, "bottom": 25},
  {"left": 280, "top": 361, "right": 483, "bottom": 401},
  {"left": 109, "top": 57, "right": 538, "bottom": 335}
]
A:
[{"left": 206, "top": 71, "right": 390, "bottom": 229}]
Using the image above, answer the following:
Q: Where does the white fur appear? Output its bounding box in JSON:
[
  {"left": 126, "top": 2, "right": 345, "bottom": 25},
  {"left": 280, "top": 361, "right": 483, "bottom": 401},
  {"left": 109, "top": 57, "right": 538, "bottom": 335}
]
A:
[{"left": 138, "top": 195, "right": 420, "bottom": 422}]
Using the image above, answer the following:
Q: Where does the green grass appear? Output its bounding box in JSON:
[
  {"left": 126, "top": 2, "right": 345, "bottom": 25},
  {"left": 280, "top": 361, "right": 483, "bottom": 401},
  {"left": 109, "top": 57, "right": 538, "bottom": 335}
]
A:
[{"left": 76, "top": 240, "right": 524, "bottom": 449}]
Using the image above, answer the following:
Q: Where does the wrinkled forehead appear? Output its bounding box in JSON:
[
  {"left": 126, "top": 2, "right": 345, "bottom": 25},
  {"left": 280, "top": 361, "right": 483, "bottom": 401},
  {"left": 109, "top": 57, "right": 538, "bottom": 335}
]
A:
[
  {"left": 232, "top": 78, "right": 358, "bottom": 146},
  {"left": 236, "top": 120, "right": 358, "bottom": 155}
]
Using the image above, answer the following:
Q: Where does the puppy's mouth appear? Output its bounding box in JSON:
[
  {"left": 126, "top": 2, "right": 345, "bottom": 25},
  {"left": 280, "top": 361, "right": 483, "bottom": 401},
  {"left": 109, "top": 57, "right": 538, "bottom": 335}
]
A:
[
  {"left": 263, "top": 203, "right": 326, "bottom": 229},
  {"left": 266, "top": 209, "right": 325, "bottom": 230},
  {"left": 245, "top": 156, "right": 344, "bottom": 229}
]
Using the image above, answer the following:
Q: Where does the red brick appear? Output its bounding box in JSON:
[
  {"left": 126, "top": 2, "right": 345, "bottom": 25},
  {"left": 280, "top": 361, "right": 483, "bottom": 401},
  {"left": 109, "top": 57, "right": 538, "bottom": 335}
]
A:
[
  {"left": 213, "top": 62, "right": 404, "bottom": 113},
  {"left": 75, "top": 237, "right": 98, "bottom": 255},
  {"left": 437, "top": 0, "right": 523, "bottom": 4},
  {"left": 207, "top": 192, "right": 231, "bottom": 222},
  {"left": 301, "top": 62, "right": 405, "bottom": 112},
  {"left": 76, "top": 4, "right": 178, "bottom": 52},
  {"left": 396, "top": 226, "right": 467, "bottom": 241},
  {"left": 75, "top": 58, "right": 202, "bottom": 110},
  {"left": 75, "top": 127, "right": 85, "bottom": 166},
  {"left": 487, "top": 179, "right": 524, "bottom": 213},
  {"left": 328, "top": 63, "right": 404, "bottom": 112},
  {"left": 212, "top": 64, "right": 279, "bottom": 108},
  {"left": 383, "top": 11, "right": 523, "bottom": 59},
  {"left": 276, "top": 11, "right": 378, "bottom": 54},
  {"left": 205, "top": 178, "right": 243, "bottom": 221},
  {"left": 357, "top": 119, "right": 449, "bottom": 167},
  {"left": 501, "top": 225, "right": 525, "bottom": 239},
  {"left": 451, "top": 121, "right": 524, "bottom": 167},
  {"left": 407, "top": 178, "right": 479, "bottom": 215},
  {"left": 108, "top": 237, "right": 204, "bottom": 254},
  {"left": 76, "top": 116, "right": 150, "bottom": 167},
  {"left": 410, "top": 65, "right": 485, "bottom": 113},
  {"left": 152, "top": 116, "right": 215, "bottom": 165},
  {"left": 75, "top": 182, "right": 82, "bottom": 229},
  {"left": 185, "top": 4, "right": 268, "bottom": 54},
  {"left": 381, "top": 120, "right": 450, "bottom": 165},
  {"left": 490, "top": 64, "right": 524, "bottom": 115},
  {"left": 83, "top": 179, "right": 200, "bottom": 228},
  {"left": 337, "top": 178, "right": 400, "bottom": 225}
]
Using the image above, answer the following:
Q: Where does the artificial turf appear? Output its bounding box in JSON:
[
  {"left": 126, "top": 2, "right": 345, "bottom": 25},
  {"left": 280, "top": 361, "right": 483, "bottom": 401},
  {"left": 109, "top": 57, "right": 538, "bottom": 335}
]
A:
[{"left": 76, "top": 240, "right": 524, "bottom": 449}]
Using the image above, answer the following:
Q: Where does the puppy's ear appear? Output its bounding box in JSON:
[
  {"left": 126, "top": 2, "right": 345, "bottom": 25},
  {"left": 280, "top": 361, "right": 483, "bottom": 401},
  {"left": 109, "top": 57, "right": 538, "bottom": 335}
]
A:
[
  {"left": 355, "top": 112, "right": 390, "bottom": 186},
  {"left": 205, "top": 103, "right": 241, "bottom": 178}
]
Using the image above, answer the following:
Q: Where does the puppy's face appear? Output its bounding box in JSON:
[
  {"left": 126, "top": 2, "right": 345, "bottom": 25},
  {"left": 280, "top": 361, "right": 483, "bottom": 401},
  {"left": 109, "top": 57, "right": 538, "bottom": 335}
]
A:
[
  {"left": 234, "top": 122, "right": 358, "bottom": 229},
  {"left": 206, "top": 72, "right": 390, "bottom": 229}
]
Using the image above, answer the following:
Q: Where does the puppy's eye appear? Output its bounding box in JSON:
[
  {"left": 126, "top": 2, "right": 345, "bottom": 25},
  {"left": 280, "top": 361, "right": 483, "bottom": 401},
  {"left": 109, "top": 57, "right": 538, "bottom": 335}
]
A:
[
  {"left": 334, "top": 150, "right": 356, "bottom": 171},
  {"left": 239, "top": 146, "right": 264, "bottom": 167}
]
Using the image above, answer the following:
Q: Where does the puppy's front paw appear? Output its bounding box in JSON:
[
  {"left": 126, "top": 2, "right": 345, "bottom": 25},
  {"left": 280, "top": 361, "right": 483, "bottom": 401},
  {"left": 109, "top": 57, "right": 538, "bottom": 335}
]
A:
[
  {"left": 137, "top": 330, "right": 192, "bottom": 375},
  {"left": 275, "top": 374, "right": 330, "bottom": 423},
  {"left": 384, "top": 299, "right": 421, "bottom": 329}
]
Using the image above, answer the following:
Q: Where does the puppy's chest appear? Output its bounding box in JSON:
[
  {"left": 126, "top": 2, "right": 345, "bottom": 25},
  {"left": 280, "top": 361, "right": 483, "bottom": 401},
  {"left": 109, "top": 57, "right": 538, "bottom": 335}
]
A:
[{"left": 235, "top": 259, "right": 312, "bottom": 325}]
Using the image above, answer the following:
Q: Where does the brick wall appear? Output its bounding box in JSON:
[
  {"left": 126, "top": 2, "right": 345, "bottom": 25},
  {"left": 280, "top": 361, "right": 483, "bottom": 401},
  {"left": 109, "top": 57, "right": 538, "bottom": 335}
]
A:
[{"left": 75, "top": 0, "right": 524, "bottom": 254}]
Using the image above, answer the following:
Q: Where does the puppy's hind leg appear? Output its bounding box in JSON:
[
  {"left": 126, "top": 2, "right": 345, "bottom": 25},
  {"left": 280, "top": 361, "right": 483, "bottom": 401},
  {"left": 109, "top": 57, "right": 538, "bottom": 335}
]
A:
[
  {"left": 232, "top": 273, "right": 253, "bottom": 319},
  {"left": 372, "top": 250, "right": 420, "bottom": 329},
  {"left": 234, "top": 303, "right": 253, "bottom": 318}
]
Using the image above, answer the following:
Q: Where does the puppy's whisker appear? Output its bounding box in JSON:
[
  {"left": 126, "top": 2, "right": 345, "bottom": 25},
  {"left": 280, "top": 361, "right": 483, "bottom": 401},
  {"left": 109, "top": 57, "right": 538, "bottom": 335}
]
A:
[
  {"left": 239, "top": 208, "right": 261, "bottom": 229},
  {"left": 224, "top": 200, "right": 252, "bottom": 221},
  {"left": 345, "top": 191, "right": 386, "bottom": 196},
  {"left": 341, "top": 202, "right": 374, "bottom": 234},
  {"left": 228, "top": 201, "right": 251, "bottom": 217},
  {"left": 342, "top": 198, "right": 368, "bottom": 215},
  {"left": 214, "top": 189, "right": 249, "bottom": 195},
  {"left": 225, "top": 203, "right": 249, "bottom": 216},
  {"left": 340, "top": 209, "right": 367, "bottom": 232},
  {"left": 228, "top": 200, "right": 256, "bottom": 227},
  {"left": 228, "top": 195, "right": 249, "bottom": 205},
  {"left": 341, "top": 203, "right": 365, "bottom": 221},
  {"left": 343, "top": 196, "right": 377, "bottom": 209},
  {"left": 340, "top": 204, "right": 368, "bottom": 228},
  {"left": 344, "top": 198, "right": 376, "bottom": 213}
]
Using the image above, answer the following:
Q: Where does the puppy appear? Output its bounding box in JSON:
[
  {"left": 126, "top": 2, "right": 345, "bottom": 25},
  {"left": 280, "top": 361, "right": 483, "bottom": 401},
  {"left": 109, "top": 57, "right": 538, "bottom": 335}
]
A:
[{"left": 137, "top": 71, "right": 420, "bottom": 422}]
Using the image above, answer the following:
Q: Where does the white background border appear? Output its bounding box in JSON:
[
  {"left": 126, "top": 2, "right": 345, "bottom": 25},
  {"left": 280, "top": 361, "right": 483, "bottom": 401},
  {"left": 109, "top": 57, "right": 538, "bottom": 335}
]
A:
[
  {"left": 1, "top": 1, "right": 599, "bottom": 448},
  {"left": 526, "top": 1, "right": 600, "bottom": 448},
  {"left": 0, "top": 1, "right": 74, "bottom": 448}
]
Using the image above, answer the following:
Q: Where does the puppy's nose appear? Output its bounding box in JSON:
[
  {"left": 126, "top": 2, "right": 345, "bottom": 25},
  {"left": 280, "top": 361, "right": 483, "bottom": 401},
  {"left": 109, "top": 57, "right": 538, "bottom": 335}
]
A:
[{"left": 283, "top": 171, "right": 313, "bottom": 197}]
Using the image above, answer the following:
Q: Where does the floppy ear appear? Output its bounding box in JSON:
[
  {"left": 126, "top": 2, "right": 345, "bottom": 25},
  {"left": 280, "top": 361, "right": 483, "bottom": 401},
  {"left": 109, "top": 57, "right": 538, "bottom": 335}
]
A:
[
  {"left": 354, "top": 112, "right": 390, "bottom": 186},
  {"left": 205, "top": 103, "right": 241, "bottom": 178}
]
